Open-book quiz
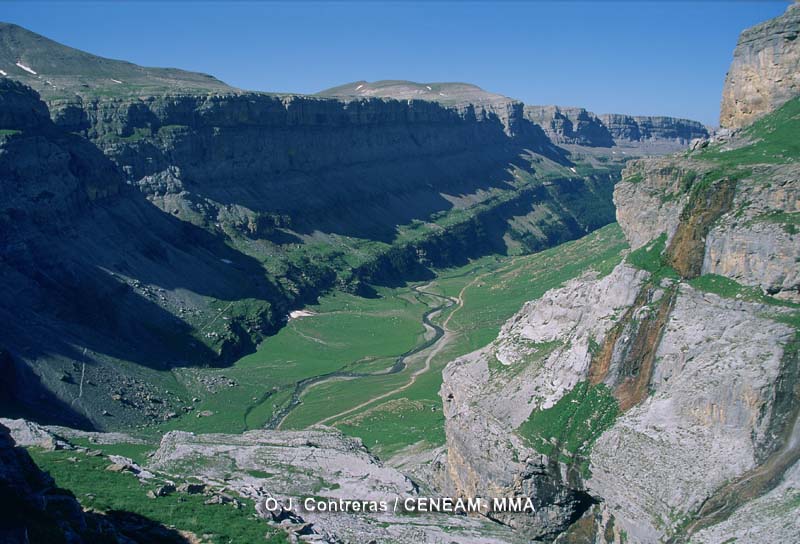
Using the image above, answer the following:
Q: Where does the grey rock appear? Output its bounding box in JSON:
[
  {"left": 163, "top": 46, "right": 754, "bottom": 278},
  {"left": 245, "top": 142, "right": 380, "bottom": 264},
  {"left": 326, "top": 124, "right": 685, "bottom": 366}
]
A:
[
  {"left": 720, "top": 3, "right": 800, "bottom": 128},
  {"left": 0, "top": 418, "right": 70, "bottom": 450}
]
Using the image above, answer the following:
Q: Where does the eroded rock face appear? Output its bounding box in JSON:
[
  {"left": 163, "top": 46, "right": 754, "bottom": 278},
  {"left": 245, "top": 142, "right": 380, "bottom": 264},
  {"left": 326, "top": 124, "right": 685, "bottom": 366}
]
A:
[
  {"left": 441, "top": 264, "right": 648, "bottom": 539},
  {"left": 587, "top": 287, "right": 794, "bottom": 541},
  {"left": 691, "top": 459, "right": 800, "bottom": 543},
  {"left": 442, "top": 255, "right": 797, "bottom": 542},
  {"left": 598, "top": 114, "right": 709, "bottom": 147},
  {"left": 524, "top": 105, "right": 614, "bottom": 147},
  {"left": 613, "top": 158, "right": 707, "bottom": 250},
  {"left": 720, "top": 3, "right": 800, "bottom": 128},
  {"left": 702, "top": 163, "right": 800, "bottom": 301}
]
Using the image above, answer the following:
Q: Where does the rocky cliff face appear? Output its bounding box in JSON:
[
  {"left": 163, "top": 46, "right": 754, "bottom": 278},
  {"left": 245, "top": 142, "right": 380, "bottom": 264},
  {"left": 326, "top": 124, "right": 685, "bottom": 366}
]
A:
[
  {"left": 524, "top": 105, "right": 614, "bottom": 147},
  {"left": 318, "top": 80, "right": 532, "bottom": 137},
  {"left": 441, "top": 106, "right": 799, "bottom": 543},
  {"left": 440, "top": 9, "right": 800, "bottom": 542},
  {"left": 524, "top": 105, "right": 709, "bottom": 151},
  {"left": 0, "top": 79, "right": 289, "bottom": 429},
  {"left": 720, "top": 3, "right": 800, "bottom": 128},
  {"left": 50, "top": 88, "right": 561, "bottom": 240},
  {"left": 598, "top": 113, "right": 709, "bottom": 146}
]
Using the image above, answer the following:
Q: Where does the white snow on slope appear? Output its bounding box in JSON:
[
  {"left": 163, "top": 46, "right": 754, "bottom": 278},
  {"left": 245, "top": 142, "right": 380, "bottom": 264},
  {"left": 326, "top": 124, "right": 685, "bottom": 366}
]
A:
[
  {"left": 111, "top": 79, "right": 123, "bottom": 84},
  {"left": 15, "top": 62, "right": 36, "bottom": 75},
  {"left": 426, "top": 85, "right": 432, "bottom": 91},
  {"left": 355, "top": 84, "right": 364, "bottom": 91},
  {"left": 569, "top": 167, "right": 577, "bottom": 173},
  {"left": 0, "top": 70, "right": 7, "bottom": 76},
  {"left": 289, "top": 309, "right": 317, "bottom": 320}
]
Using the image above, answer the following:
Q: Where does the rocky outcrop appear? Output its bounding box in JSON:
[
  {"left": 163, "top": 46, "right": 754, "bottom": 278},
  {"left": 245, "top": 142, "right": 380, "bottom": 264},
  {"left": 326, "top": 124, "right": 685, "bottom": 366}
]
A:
[
  {"left": 720, "top": 3, "right": 800, "bottom": 128},
  {"left": 441, "top": 141, "right": 799, "bottom": 542},
  {"left": 441, "top": 264, "right": 647, "bottom": 539},
  {"left": 614, "top": 156, "right": 800, "bottom": 301},
  {"left": 587, "top": 287, "right": 794, "bottom": 541},
  {"left": 701, "top": 162, "right": 799, "bottom": 301},
  {"left": 148, "top": 427, "right": 521, "bottom": 543}
]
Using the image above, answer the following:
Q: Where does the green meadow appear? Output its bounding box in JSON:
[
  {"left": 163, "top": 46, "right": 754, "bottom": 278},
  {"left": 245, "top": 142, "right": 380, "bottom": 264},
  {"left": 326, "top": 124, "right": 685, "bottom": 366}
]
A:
[{"left": 156, "top": 223, "right": 628, "bottom": 458}]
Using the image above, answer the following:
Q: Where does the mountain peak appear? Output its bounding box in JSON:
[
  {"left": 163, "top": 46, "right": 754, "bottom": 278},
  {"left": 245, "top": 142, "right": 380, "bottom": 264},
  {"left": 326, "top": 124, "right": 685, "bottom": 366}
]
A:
[{"left": 316, "top": 79, "right": 514, "bottom": 105}]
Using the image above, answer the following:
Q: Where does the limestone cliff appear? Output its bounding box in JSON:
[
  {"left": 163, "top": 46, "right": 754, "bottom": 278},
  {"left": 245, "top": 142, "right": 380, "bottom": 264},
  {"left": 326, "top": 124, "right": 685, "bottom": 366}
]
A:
[
  {"left": 524, "top": 105, "right": 614, "bottom": 147},
  {"left": 441, "top": 100, "right": 799, "bottom": 543},
  {"left": 440, "top": 8, "right": 800, "bottom": 542},
  {"left": 720, "top": 2, "right": 800, "bottom": 128},
  {"left": 524, "top": 105, "right": 708, "bottom": 151},
  {"left": 598, "top": 113, "right": 709, "bottom": 148}
]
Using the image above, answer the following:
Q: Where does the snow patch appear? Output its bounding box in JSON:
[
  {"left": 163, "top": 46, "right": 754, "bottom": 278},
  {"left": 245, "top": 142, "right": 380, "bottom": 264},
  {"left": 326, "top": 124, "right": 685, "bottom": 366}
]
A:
[
  {"left": 111, "top": 79, "right": 123, "bottom": 84},
  {"left": 569, "top": 167, "right": 577, "bottom": 174},
  {"left": 220, "top": 258, "right": 233, "bottom": 264},
  {"left": 355, "top": 84, "right": 364, "bottom": 91},
  {"left": 425, "top": 85, "right": 432, "bottom": 91},
  {"left": 0, "top": 70, "right": 6, "bottom": 76},
  {"left": 439, "top": 92, "right": 447, "bottom": 97},
  {"left": 15, "top": 62, "right": 36, "bottom": 75},
  {"left": 289, "top": 309, "right": 317, "bottom": 320}
]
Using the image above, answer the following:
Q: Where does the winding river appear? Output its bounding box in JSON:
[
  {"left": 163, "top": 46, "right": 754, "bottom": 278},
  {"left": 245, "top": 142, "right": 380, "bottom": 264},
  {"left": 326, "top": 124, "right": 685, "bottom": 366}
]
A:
[{"left": 246, "top": 285, "right": 456, "bottom": 431}]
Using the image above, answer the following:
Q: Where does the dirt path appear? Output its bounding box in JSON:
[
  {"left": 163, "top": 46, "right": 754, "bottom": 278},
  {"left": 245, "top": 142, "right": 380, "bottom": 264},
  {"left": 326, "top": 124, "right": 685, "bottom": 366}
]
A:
[{"left": 199, "top": 301, "right": 234, "bottom": 332}]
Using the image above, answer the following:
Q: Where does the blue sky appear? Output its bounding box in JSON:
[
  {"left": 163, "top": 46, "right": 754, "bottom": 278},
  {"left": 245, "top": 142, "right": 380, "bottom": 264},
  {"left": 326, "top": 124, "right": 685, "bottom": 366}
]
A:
[{"left": 2, "top": 1, "right": 791, "bottom": 125}]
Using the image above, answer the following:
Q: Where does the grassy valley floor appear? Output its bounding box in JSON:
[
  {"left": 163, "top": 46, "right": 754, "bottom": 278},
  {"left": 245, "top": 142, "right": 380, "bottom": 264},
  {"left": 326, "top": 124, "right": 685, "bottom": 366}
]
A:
[{"left": 154, "top": 222, "right": 628, "bottom": 458}]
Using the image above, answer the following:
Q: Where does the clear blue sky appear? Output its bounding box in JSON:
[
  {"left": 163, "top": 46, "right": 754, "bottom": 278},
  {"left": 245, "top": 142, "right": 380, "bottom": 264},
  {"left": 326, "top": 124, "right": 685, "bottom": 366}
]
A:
[{"left": 2, "top": 1, "right": 791, "bottom": 125}]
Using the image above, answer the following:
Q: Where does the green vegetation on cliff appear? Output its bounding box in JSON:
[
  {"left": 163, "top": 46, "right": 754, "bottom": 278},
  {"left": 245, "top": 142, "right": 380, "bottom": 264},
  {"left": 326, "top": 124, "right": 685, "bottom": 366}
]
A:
[
  {"left": 517, "top": 381, "right": 619, "bottom": 464},
  {"left": 702, "top": 96, "right": 800, "bottom": 166}
]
